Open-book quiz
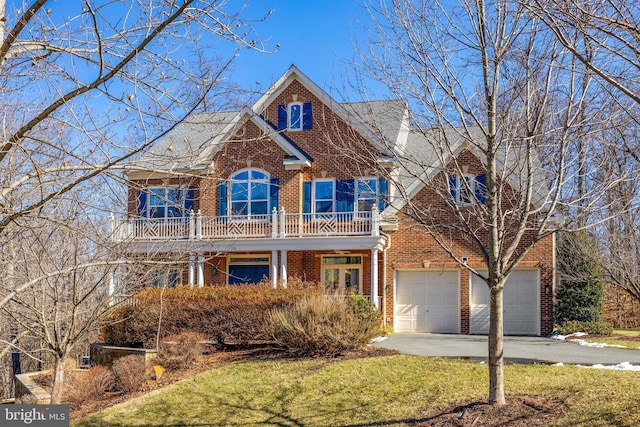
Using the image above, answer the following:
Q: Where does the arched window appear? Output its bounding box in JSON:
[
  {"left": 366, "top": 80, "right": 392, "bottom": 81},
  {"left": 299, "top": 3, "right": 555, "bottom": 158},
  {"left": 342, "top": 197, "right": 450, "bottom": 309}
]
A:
[{"left": 228, "top": 169, "right": 270, "bottom": 216}]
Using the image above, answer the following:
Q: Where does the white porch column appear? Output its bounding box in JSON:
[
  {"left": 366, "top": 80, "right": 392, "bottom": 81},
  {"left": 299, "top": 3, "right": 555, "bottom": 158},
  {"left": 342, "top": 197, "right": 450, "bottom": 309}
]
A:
[
  {"left": 188, "top": 253, "right": 195, "bottom": 287},
  {"left": 371, "top": 206, "right": 380, "bottom": 236},
  {"left": 108, "top": 270, "right": 116, "bottom": 306},
  {"left": 197, "top": 254, "right": 204, "bottom": 287},
  {"left": 279, "top": 208, "right": 286, "bottom": 238},
  {"left": 371, "top": 248, "right": 379, "bottom": 309},
  {"left": 280, "top": 250, "right": 288, "bottom": 288},
  {"left": 271, "top": 250, "right": 278, "bottom": 288},
  {"left": 271, "top": 207, "right": 278, "bottom": 238}
]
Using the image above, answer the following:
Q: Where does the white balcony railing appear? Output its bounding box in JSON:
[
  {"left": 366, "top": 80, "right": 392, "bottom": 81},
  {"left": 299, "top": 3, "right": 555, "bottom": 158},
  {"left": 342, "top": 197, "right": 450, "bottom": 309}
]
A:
[{"left": 110, "top": 207, "right": 380, "bottom": 242}]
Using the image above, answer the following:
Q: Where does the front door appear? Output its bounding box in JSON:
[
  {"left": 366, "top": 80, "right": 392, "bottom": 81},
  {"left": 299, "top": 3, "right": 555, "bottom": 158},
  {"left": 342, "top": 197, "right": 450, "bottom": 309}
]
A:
[{"left": 322, "top": 256, "right": 362, "bottom": 293}]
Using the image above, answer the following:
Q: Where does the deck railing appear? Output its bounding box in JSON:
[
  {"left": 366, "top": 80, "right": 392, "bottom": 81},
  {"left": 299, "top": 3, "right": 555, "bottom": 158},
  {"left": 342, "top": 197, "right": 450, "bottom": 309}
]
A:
[{"left": 111, "top": 207, "right": 380, "bottom": 241}]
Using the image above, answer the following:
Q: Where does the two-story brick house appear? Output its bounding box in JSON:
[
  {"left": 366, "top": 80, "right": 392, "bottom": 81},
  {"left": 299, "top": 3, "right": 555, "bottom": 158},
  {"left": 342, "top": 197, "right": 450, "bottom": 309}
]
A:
[{"left": 115, "top": 65, "right": 554, "bottom": 336}]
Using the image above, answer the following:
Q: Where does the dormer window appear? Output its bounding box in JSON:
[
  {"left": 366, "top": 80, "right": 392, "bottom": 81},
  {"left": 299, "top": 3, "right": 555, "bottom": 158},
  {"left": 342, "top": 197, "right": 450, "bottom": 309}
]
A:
[{"left": 278, "top": 102, "right": 313, "bottom": 131}]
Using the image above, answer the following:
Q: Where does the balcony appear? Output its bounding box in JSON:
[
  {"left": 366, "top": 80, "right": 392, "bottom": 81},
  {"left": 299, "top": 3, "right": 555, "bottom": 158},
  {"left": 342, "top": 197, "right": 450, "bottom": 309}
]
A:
[{"left": 110, "top": 208, "right": 381, "bottom": 242}]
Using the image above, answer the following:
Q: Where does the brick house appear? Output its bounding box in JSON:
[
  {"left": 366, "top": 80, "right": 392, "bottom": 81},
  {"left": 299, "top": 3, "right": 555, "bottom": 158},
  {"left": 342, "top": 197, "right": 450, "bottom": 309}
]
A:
[{"left": 114, "top": 65, "right": 554, "bottom": 336}]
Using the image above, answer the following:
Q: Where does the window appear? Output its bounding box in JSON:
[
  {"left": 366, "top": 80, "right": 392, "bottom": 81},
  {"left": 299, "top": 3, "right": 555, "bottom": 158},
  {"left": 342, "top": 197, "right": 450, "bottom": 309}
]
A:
[
  {"left": 322, "top": 256, "right": 362, "bottom": 292},
  {"left": 150, "top": 268, "right": 182, "bottom": 288},
  {"left": 227, "top": 256, "right": 270, "bottom": 285},
  {"left": 356, "top": 178, "right": 378, "bottom": 215},
  {"left": 313, "top": 179, "right": 335, "bottom": 214},
  {"left": 288, "top": 102, "right": 302, "bottom": 131},
  {"left": 303, "top": 177, "right": 388, "bottom": 215},
  {"left": 228, "top": 169, "right": 270, "bottom": 216},
  {"left": 138, "top": 186, "right": 193, "bottom": 218},
  {"left": 449, "top": 174, "right": 486, "bottom": 206},
  {"left": 277, "top": 102, "right": 313, "bottom": 131}
]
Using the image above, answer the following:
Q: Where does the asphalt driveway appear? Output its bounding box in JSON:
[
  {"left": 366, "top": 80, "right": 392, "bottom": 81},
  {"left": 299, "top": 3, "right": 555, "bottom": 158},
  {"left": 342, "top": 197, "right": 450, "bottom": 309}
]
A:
[{"left": 373, "top": 333, "right": 640, "bottom": 366}]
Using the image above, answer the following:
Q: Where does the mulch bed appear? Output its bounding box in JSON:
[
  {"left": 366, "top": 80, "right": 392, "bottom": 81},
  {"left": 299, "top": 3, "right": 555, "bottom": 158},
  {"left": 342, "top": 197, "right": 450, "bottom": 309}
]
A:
[{"left": 410, "top": 395, "right": 566, "bottom": 426}]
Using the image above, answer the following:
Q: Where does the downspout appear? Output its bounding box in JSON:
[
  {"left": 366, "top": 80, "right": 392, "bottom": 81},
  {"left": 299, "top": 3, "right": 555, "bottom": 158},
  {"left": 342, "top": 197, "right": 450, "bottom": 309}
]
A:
[{"left": 380, "top": 231, "right": 391, "bottom": 327}]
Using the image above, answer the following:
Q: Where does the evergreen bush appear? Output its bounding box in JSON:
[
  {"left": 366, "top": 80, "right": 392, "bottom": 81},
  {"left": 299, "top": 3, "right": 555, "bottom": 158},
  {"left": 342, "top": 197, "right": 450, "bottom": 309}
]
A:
[{"left": 554, "top": 231, "right": 604, "bottom": 324}]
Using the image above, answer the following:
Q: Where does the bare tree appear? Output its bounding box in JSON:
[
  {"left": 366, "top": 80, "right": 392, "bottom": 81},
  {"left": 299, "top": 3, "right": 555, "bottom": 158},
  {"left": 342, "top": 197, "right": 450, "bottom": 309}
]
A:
[
  {"left": 0, "top": 0, "right": 276, "bottom": 400},
  {"left": 526, "top": 0, "right": 640, "bottom": 320},
  {"left": 356, "top": 0, "right": 629, "bottom": 405},
  {"left": 0, "top": 0, "right": 274, "bottom": 308},
  {"left": 1, "top": 208, "right": 116, "bottom": 403},
  {"left": 525, "top": 0, "right": 640, "bottom": 106}
]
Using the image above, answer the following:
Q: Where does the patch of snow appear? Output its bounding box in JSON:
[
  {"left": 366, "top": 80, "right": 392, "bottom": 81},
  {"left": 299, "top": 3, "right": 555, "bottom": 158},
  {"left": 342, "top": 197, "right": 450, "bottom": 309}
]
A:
[
  {"left": 578, "top": 362, "right": 640, "bottom": 371},
  {"left": 551, "top": 332, "right": 588, "bottom": 341},
  {"left": 551, "top": 362, "right": 564, "bottom": 367},
  {"left": 568, "top": 339, "right": 627, "bottom": 349},
  {"left": 370, "top": 336, "right": 387, "bottom": 343}
]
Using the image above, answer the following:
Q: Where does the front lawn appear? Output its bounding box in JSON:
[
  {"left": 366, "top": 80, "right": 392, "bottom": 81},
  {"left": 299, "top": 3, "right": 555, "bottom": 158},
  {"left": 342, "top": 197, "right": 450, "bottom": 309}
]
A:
[{"left": 74, "top": 355, "right": 640, "bottom": 427}]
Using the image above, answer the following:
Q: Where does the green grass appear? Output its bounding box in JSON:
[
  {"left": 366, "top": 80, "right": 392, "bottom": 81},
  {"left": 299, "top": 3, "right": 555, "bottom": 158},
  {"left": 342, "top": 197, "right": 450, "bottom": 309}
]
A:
[{"left": 73, "top": 355, "right": 640, "bottom": 427}]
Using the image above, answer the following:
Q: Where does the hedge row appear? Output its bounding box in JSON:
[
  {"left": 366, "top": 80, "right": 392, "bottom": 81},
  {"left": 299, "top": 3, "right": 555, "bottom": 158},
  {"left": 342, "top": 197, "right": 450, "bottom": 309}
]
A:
[{"left": 101, "top": 283, "right": 322, "bottom": 348}]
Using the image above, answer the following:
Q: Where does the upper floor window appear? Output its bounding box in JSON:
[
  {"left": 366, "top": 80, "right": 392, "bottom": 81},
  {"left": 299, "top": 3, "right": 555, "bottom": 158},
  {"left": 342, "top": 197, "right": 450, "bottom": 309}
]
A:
[
  {"left": 137, "top": 186, "right": 194, "bottom": 218},
  {"left": 302, "top": 177, "right": 388, "bottom": 215},
  {"left": 313, "top": 179, "right": 335, "bottom": 213},
  {"left": 356, "top": 178, "right": 379, "bottom": 215},
  {"left": 217, "top": 168, "right": 279, "bottom": 217},
  {"left": 288, "top": 102, "right": 303, "bottom": 131},
  {"left": 229, "top": 169, "right": 270, "bottom": 216},
  {"left": 278, "top": 102, "right": 313, "bottom": 131},
  {"left": 449, "top": 174, "right": 486, "bottom": 206}
]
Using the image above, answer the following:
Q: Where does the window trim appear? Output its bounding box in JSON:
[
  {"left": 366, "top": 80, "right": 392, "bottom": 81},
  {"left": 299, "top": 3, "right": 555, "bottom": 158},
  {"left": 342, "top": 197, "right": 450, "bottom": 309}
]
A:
[
  {"left": 451, "top": 174, "right": 477, "bottom": 206},
  {"left": 287, "top": 102, "right": 303, "bottom": 131},
  {"left": 145, "top": 186, "right": 189, "bottom": 219},
  {"left": 227, "top": 168, "right": 271, "bottom": 217},
  {"left": 226, "top": 254, "right": 271, "bottom": 285},
  {"left": 150, "top": 267, "right": 182, "bottom": 288},
  {"left": 312, "top": 178, "right": 336, "bottom": 214},
  {"left": 321, "top": 255, "right": 363, "bottom": 293},
  {"left": 355, "top": 177, "right": 379, "bottom": 215}
]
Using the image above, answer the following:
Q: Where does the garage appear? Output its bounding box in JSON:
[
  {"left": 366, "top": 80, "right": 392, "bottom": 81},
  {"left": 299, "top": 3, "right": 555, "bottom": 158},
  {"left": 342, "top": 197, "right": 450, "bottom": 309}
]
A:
[
  {"left": 395, "top": 271, "right": 459, "bottom": 333},
  {"left": 470, "top": 270, "right": 539, "bottom": 335}
]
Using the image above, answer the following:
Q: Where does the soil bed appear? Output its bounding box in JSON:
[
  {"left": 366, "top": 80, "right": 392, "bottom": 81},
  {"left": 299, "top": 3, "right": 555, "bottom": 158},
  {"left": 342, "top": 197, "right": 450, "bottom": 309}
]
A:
[{"left": 413, "top": 395, "right": 566, "bottom": 426}]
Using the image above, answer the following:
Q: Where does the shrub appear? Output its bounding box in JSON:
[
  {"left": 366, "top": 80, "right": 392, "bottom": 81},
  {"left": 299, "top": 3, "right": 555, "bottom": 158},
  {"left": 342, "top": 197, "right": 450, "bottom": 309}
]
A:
[
  {"left": 112, "top": 355, "right": 147, "bottom": 394},
  {"left": 266, "top": 293, "right": 382, "bottom": 356},
  {"left": 158, "top": 331, "right": 207, "bottom": 370},
  {"left": 101, "top": 283, "right": 321, "bottom": 348},
  {"left": 554, "top": 320, "right": 613, "bottom": 336},
  {"left": 555, "top": 232, "right": 604, "bottom": 323},
  {"left": 69, "top": 366, "right": 115, "bottom": 401}
]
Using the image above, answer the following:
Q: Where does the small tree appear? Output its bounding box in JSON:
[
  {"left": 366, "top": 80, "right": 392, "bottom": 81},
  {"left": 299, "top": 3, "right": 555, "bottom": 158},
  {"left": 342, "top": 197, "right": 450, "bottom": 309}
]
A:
[{"left": 555, "top": 231, "right": 603, "bottom": 324}]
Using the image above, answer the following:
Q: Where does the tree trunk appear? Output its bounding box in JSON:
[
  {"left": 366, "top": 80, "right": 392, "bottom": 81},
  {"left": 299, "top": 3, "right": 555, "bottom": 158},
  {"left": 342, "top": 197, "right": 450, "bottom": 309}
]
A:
[
  {"left": 50, "top": 354, "right": 66, "bottom": 404},
  {"left": 488, "top": 283, "right": 505, "bottom": 405}
]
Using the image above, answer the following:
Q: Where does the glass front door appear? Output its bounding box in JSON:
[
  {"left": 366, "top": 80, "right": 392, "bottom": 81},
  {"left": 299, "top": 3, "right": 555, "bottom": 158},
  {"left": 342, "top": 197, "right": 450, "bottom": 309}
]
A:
[{"left": 322, "top": 256, "right": 362, "bottom": 293}]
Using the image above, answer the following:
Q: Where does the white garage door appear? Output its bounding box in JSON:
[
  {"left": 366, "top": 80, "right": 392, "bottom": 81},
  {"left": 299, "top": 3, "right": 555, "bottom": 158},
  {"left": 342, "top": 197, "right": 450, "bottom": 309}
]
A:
[
  {"left": 470, "top": 270, "right": 539, "bottom": 335},
  {"left": 395, "top": 271, "right": 459, "bottom": 333}
]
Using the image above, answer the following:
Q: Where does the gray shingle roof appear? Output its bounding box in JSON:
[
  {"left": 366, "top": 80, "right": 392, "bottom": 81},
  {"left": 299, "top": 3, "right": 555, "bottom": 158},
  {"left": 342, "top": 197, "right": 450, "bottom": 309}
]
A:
[{"left": 130, "top": 111, "right": 238, "bottom": 172}]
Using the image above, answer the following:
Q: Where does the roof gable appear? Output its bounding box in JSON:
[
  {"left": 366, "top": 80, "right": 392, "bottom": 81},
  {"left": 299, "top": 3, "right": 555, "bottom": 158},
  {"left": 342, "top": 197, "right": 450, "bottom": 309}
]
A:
[
  {"left": 195, "top": 107, "right": 312, "bottom": 170},
  {"left": 252, "top": 65, "right": 396, "bottom": 158},
  {"left": 389, "top": 127, "right": 549, "bottom": 213}
]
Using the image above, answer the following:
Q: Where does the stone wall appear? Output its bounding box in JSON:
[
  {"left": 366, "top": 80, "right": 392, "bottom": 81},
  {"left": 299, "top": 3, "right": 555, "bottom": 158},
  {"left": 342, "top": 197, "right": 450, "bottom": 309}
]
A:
[
  {"left": 14, "top": 371, "right": 51, "bottom": 404},
  {"left": 90, "top": 343, "right": 157, "bottom": 370}
]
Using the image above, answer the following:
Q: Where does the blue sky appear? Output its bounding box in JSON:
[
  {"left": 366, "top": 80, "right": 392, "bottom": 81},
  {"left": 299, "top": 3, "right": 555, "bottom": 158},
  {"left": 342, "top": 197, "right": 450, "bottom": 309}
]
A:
[
  {"left": 221, "top": 0, "right": 385, "bottom": 102},
  {"left": 39, "top": 0, "right": 383, "bottom": 102}
]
